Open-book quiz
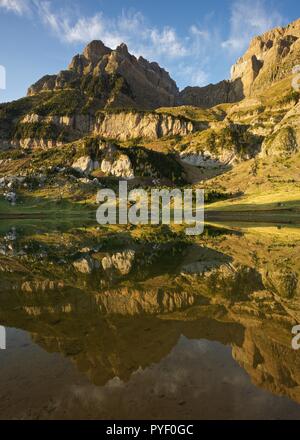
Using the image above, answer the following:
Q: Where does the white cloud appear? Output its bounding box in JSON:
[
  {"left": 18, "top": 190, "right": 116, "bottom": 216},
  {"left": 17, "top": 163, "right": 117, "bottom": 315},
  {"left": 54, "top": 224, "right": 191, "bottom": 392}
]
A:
[
  {"left": 37, "top": 3, "right": 215, "bottom": 87},
  {"left": 147, "top": 27, "right": 188, "bottom": 58},
  {"left": 176, "top": 64, "right": 209, "bottom": 88},
  {"left": 190, "top": 25, "right": 210, "bottom": 40},
  {"left": 0, "top": 0, "right": 223, "bottom": 88},
  {"left": 36, "top": 3, "right": 189, "bottom": 61},
  {"left": 222, "top": 0, "right": 284, "bottom": 52},
  {"left": 0, "top": 0, "right": 31, "bottom": 15},
  {"left": 0, "top": 0, "right": 289, "bottom": 89},
  {"left": 34, "top": 2, "right": 212, "bottom": 88}
]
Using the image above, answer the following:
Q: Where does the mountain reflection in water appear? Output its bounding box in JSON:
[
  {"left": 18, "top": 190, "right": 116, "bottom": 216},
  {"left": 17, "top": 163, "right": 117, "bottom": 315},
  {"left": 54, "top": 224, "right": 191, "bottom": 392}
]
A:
[{"left": 0, "top": 220, "right": 300, "bottom": 420}]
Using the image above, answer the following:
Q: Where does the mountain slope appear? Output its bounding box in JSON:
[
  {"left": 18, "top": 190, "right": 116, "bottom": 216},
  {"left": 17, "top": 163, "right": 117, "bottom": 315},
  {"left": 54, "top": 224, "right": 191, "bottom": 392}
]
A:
[
  {"left": 1, "top": 18, "right": 300, "bottom": 214},
  {"left": 28, "top": 40, "right": 179, "bottom": 110}
]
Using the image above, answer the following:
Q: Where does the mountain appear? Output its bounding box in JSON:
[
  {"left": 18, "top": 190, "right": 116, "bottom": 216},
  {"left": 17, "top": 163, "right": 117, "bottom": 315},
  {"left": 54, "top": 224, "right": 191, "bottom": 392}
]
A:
[
  {"left": 0, "top": 18, "right": 300, "bottom": 214},
  {"left": 231, "top": 18, "right": 300, "bottom": 97},
  {"left": 26, "top": 18, "right": 300, "bottom": 110},
  {"left": 27, "top": 40, "right": 179, "bottom": 110}
]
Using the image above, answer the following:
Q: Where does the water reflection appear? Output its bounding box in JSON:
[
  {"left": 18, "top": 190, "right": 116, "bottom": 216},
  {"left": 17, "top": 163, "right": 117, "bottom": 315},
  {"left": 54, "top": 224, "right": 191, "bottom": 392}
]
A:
[{"left": 0, "top": 221, "right": 300, "bottom": 419}]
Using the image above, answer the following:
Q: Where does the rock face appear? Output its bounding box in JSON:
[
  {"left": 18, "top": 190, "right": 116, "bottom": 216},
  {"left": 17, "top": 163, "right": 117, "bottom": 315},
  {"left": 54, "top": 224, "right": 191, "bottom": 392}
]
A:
[
  {"left": 260, "top": 101, "right": 300, "bottom": 157},
  {"left": 72, "top": 156, "right": 98, "bottom": 174},
  {"left": 73, "top": 256, "right": 97, "bottom": 274},
  {"left": 99, "top": 143, "right": 134, "bottom": 179},
  {"left": 230, "top": 18, "right": 300, "bottom": 97},
  {"left": 21, "top": 113, "right": 95, "bottom": 134},
  {"left": 28, "top": 41, "right": 178, "bottom": 110},
  {"left": 14, "top": 110, "right": 198, "bottom": 146},
  {"left": 179, "top": 79, "right": 244, "bottom": 108},
  {"left": 16, "top": 138, "right": 63, "bottom": 150},
  {"left": 180, "top": 150, "right": 237, "bottom": 168},
  {"left": 94, "top": 111, "right": 197, "bottom": 141},
  {"left": 179, "top": 123, "right": 263, "bottom": 168},
  {"left": 101, "top": 250, "right": 135, "bottom": 276},
  {"left": 260, "top": 126, "right": 298, "bottom": 158},
  {"left": 71, "top": 144, "right": 134, "bottom": 179},
  {"left": 179, "top": 19, "right": 300, "bottom": 106},
  {"left": 100, "top": 154, "right": 134, "bottom": 179}
]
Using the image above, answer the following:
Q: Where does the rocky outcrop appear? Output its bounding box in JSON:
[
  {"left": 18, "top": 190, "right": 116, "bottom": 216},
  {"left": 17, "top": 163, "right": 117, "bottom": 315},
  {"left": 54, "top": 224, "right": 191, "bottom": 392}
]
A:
[
  {"left": 94, "top": 111, "right": 197, "bottom": 141},
  {"left": 100, "top": 154, "right": 134, "bottom": 179},
  {"left": 17, "top": 110, "right": 198, "bottom": 143},
  {"left": 179, "top": 124, "right": 263, "bottom": 168},
  {"left": 101, "top": 250, "right": 135, "bottom": 276},
  {"left": 260, "top": 126, "right": 298, "bottom": 158},
  {"left": 72, "top": 144, "right": 134, "bottom": 179},
  {"left": 72, "top": 156, "right": 99, "bottom": 174},
  {"left": 180, "top": 150, "right": 237, "bottom": 168},
  {"left": 230, "top": 18, "right": 300, "bottom": 97},
  {"left": 179, "top": 79, "right": 244, "bottom": 108},
  {"left": 17, "top": 138, "right": 63, "bottom": 149},
  {"left": 98, "top": 143, "right": 134, "bottom": 179},
  {"left": 21, "top": 113, "right": 95, "bottom": 134},
  {"left": 260, "top": 102, "right": 300, "bottom": 157},
  {"left": 73, "top": 256, "right": 99, "bottom": 274}
]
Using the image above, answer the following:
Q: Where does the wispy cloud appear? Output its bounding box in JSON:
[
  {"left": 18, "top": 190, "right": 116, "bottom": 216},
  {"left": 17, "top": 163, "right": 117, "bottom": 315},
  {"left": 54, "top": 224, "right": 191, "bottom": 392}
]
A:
[
  {"left": 222, "top": 0, "right": 285, "bottom": 52},
  {"left": 0, "top": 0, "right": 31, "bottom": 15},
  {"left": 177, "top": 64, "right": 209, "bottom": 87},
  {"left": 34, "top": 1, "right": 210, "bottom": 87},
  {"left": 1, "top": 0, "right": 285, "bottom": 89},
  {"left": 36, "top": 3, "right": 189, "bottom": 60}
]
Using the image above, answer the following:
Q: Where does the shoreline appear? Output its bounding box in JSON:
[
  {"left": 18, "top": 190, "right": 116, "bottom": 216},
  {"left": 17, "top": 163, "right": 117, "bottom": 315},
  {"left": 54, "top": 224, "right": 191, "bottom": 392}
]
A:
[{"left": 0, "top": 209, "right": 299, "bottom": 224}]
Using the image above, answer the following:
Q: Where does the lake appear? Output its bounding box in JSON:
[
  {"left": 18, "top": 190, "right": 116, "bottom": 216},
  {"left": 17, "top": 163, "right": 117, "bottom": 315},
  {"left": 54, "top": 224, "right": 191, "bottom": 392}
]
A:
[{"left": 0, "top": 219, "right": 300, "bottom": 419}]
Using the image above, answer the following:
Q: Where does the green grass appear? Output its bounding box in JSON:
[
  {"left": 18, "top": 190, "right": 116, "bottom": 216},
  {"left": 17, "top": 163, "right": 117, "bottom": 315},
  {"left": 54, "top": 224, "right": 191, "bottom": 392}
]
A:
[{"left": 206, "top": 189, "right": 300, "bottom": 212}]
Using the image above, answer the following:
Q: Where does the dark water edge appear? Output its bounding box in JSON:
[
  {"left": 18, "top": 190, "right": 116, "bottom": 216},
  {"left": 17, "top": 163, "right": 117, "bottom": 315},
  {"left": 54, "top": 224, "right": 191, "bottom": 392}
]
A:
[{"left": 0, "top": 219, "right": 300, "bottom": 420}]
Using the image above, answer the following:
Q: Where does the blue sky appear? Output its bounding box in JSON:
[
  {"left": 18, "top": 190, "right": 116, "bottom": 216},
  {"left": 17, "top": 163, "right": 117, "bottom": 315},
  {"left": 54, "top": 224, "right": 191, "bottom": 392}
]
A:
[{"left": 0, "top": 0, "right": 299, "bottom": 103}]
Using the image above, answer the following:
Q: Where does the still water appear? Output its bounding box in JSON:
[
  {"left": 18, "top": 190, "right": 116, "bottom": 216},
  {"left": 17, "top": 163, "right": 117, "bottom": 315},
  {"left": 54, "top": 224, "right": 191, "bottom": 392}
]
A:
[{"left": 0, "top": 220, "right": 300, "bottom": 419}]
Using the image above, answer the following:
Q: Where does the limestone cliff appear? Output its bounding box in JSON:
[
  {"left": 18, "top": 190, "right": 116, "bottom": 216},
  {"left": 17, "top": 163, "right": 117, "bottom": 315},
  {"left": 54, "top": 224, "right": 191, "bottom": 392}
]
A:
[
  {"left": 94, "top": 110, "right": 198, "bottom": 141},
  {"left": 10, "top": 110, "right": 199, "bottom": 148}
]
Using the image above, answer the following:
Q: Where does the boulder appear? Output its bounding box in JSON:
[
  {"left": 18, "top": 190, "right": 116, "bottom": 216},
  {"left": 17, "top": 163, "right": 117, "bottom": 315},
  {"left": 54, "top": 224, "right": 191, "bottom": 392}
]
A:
[
  {"left": 73, "top": 256, "right": 95, "bottom": 274},
  {"left": 100, "top": 154, "right": 134, "bottom": 179},
  {"left": 72, "top": 156, "right": 98, "bottom": 174}
]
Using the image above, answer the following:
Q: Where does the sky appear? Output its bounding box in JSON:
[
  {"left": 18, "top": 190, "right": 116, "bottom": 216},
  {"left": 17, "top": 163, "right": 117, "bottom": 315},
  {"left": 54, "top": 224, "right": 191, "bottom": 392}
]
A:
[{"left": 0, "top": 0, "right": 299, "bottom": 103}]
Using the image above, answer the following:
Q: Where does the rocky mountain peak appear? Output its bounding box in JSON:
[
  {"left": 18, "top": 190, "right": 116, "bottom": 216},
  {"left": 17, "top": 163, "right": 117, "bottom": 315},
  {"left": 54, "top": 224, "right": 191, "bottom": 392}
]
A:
[
  {"left": 230, "top": 18, "right": 300, "bottom": 96},
  {"left": 115, "top": 43, "right": 130, "bottom": 56},
  {"left": 27, "top": 39, "right": 179, "bottom": 109},
  {"left": 83, "top": 40, "right": 111, "bottom": 64},
  {"left": 26, "top": 17, "right": 300, "bottom": 109}
]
